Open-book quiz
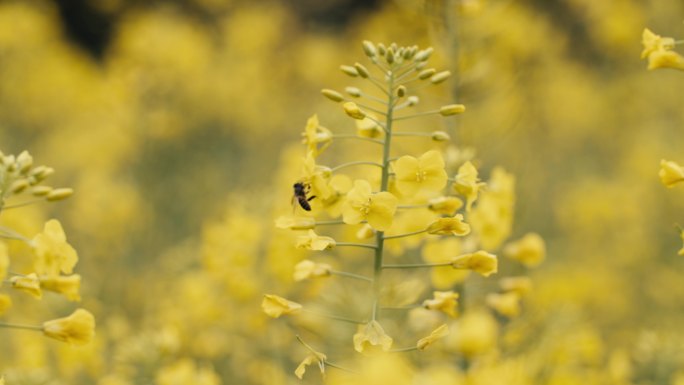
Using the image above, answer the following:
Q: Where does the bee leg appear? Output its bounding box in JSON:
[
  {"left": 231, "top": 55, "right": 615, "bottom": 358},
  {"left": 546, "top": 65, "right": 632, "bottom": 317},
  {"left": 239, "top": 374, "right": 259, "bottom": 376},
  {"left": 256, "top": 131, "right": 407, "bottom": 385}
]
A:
[{"left": 308, "top": 195, "right": 316, "bottom": 201}]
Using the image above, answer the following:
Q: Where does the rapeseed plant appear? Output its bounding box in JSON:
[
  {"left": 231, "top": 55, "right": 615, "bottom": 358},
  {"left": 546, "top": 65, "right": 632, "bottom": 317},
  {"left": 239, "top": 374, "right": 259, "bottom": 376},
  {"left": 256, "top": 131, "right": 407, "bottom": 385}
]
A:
[{"left": 266, "top": 41, "right": 543, "bottom": 381}]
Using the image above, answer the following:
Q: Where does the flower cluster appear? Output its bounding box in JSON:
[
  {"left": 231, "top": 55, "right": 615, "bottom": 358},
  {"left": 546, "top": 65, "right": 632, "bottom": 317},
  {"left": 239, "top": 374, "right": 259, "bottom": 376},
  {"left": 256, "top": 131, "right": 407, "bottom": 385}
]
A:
[
  {"left": 265, "top": 41, "right": 544, "bottom": 379},
  {"left": 641, "top": 28, "right": 684, "bottom": 71},
  {"left": 0, "top": 150, "right": 94, "bottom": 346}
]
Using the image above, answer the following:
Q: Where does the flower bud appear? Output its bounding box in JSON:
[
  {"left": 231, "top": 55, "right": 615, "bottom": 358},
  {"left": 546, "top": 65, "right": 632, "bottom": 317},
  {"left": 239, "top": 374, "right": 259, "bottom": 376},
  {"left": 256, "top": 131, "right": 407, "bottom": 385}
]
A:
[
  {"left": 343, "top": 102, "right": 366, "bottom": 120},
  {"left": 46, "top": 188, "right": 74, "bottom": 201},
  {"left": 431, "top": 131, "right": 451, "bottom": 141},
  {"left": 418, "top": 68, "right": 436, "bottom": 80},
  {"left": 396, "top": 85, "right": 406, "bottom": 97},
  {"left": 354, "top": 62, "right": 370, "bottom": 78},
  {"left": 414, "top": 47, "right": 434, "bottom": 61},
  {"left": 31, "top": 186, "right": 53, "bottom": 197},
  {"left": 345, "top": 86, "right": 362, "bottom": 97},
  {"left": 362, "top": 40, "right": 377, "bottom": 57},
  {"left": 10, "top": 179, "right": 29, "bottom": 194},
  {"left": 16, "top": 151, "right": 33, "bottom": 174},
  {"left": 431, "top": 71, "right": 451, "bottom": 84},
  {"left": 30, "top": 166, "right": 54, "bottom": 182},
  {"left": 340, "top": 65, "right": 359, "bottom": 77},
  {"left": 42, "top": 308, "right": 95, "bottom": 345},
  {"left": 440, "top": 104, "right": 466, "bottom": 116},
  {"left": 377, "top": 43, "right": 386, "bottom": 56},
  {"left": 321, "top": 89, "right": 345, "bottom": 102},
  {"left": 407, "top": 96, "right": 419, "bottom": 106},
  {"left": 385, "top": 48, "right": 395, "bottom": 64}
]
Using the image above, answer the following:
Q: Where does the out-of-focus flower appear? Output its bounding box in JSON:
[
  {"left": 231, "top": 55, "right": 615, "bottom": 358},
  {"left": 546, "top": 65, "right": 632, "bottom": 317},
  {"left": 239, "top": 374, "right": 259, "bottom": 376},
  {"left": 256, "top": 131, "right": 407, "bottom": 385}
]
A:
[
  {"left": 274, "top": 215, "right": 315, "bottom": 230},
  {"left": 342, "top": 179, "right": 397, "bottom": 231},
  {"left": 503, "top": 233, "right": 545, "bottom": 267},
  {"left": 423, "top": 291, "right": 460, "bottom": 317},
  {"left": 451, "top": 251, "right": 498, "bottom": 277},
  {"left": 394, "top": 150, "right": 447, "bottom": 197},
  {"left": 295, "top": 350, "right": 327, "bottom": 379},
  {"left": 447, "top": 309, "right": 498, "bottom": 357},
  {"left": 356, "top": 114, "right": 384, "bottom": 138},
  {"left": 428, "top": 196, "right": 463, "bottom": 215},
  {"left": 296, "top": 230, "right": 336, "bottom": 250},
  {"left": 499, "top": 276, "right": 533, "bottom": 296},
  {"left": 42, "top": 308, "right": 95, "bottom": 346},
  {"left": 422, "top": 238, "right": 470, "bottom": 289},
  {"left": 10, "top": 273, "right": 42, "bottom": 298},
  {"left": 301, "top": 114, "right": 332, "bottom": 157},
  {"left": 427, "top": 214, "right": 471, "bottom": 236},
  {"left": 641, "top": 28, "right": 684, "bottom": 71},
  {"left": 0, "top": 294, "right": 11, "bottom": 315},
  {"left": 417, "top": 324, "right": 449, "bottom": 351},
  {"left": 453, "top": 161, "right": 485, "bottom": 211},
  {"left": 32, "top": 219, "right": 78, "bottom": 276},
  {"left": 647, "top": 49, "right": 684, "bottom": 71},
  {"left": 156, "top": 359, "right": 220, "bottom": 385},
  {"left": 486, "top": 292, "right": 522, "bottom": 318},
  {"left": 469, "top": 167, "right": 515, "bottom": 250},
  {"left": 261, "top": 294, "right": 302, "bottom": 318},
  {"left": 39, "top": 274, "right": 81, "bottom": 301},
  {"left": 659, "top": 159, "right": 684, "bottom": 187},
  {"left": 641, "top": 28, "right": 675, "bottom": 59},
  {"left": 293, "top": 260, "right": 332, "bottom": 281},
  {"left": 353, "top": 320, "right": 393, "bottom": 353}
]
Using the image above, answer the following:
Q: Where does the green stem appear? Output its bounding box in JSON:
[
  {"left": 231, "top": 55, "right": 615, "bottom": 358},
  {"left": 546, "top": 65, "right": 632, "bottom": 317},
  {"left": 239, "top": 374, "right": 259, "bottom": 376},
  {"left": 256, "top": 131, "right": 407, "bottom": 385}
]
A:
[
  {"left": 335, "top": 242, "right": 377, "bottom": 250},
  {"left": 356, "top": 103, "right": 388, "bottom": 116},
  {"left": 0, "top": 226, "right": 31, "bottom": 243},
  {"left": 392, "top": 132, "right": 433, "bottom": 137},
  {"left": 331, "top": 161, "right": 383, "bottom": 173},
  {"left": 382, "top": 262, "right": 452, "bottom": 269},
  {"left": 332, "top": 134, "right": 384, "bottom": 145},
  {"left": 0, "top": 322, "right": 43, "bottom": 331},
  {"left": 383, "top": 229, "right": 427, "bottom": 240},
  {"left": 390, "top": 346, "right": 419, "bottom": 353},
  {"left": 1, "top": 199, "right": 44, "bottom": 210},
  {"left": 330, "top": 270, "right": 372, "bottom": 282},
  {"left": 314, "top": 219, "right": 346, "bottom": 226},
  {"left": 300, "top": 309, "right": 365, "bottom": 324},
  {"left": 393, "top": 110, "right": 441, "bottom": 121},
  {"left": 325, "top": 361, "right": 357, "bottom": 374}
]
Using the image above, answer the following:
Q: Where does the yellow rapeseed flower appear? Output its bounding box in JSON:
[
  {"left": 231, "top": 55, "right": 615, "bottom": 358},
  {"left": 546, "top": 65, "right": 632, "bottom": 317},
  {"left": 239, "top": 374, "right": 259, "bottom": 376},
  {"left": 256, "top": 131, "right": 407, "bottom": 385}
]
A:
[
  {"left": 502, "top": 232, "right": 546, "bottom": 267},
  {"left": 448, "top": 309, "right": 498, "bottom": 357},
  {"left": 42, "top": 308, "right": 95, "bottom": 346},
  {"left": 293, "top": 260, "right": 332, "bottom": 281},
  {"left": 486, "top": 292, "right": 522, "bottom": 318},
  {"left": 428, "top": 196, "right": 463, "bottom": 215},
  {"left": 659, "top": 159, "right": 684, "bottom": 187},
  {"left": 342, "top": 179, "right": 397, "bottom": 231},
  {"left": 499, "top": 276, "right": 533, "bottom": 296},
  {"left": 301, "top": 151, "right": 332, "bottom": 200},
  {"left": 274, "top": 215, "right": 315, "bottom": 230},
  {"left": 32, "top": 219, "right": 78, "bottom": 276},
  {"left": 422, "top": 238, "right": 470, "bottom": 289},
  {"left": 417, "top": 324, "right": 450, "bottom": 351},
  {"left": 296, "top": 230, "right": 336, "bottom": 250},
  {"left": 295, "top": 350, "right": 327, "bottom": 379},
  {"left": 353, "top": 320, "right": 393, "bottom": 353},
  {"left": 451, "top": 251, "right": 498, "bottom": 277},
  {"left": 356, "top": 114, "right": 384, "bottom": 138},
  {"left": 39, "top": 274, "right": 81, "bottom": 301},
  {"left": 426, "top": 214, "right": 471, "bottom": 236},
  {"left": 10, "top": 273, "right": 42, "bottom": 298},
  {"left": 301, "top": 114, "right": 332, "bottom": 157},
  {"left": 641, "top": 28, "right": 675, "bottom": 59},
  {"left": 261, "top": 294, "right": 302, "bottom": 318},
  {"left": 156, "top": 359, "right": 220, "bottom": 385},
  {"left": 423, "top": 291, "right": 460, "bottom": 317},
  {"left": 454, "top": 161, "right": 485, "bottom": 211},
  {"left": 394, "top": 150, "right": 447, "bottom": 197},
  {"left": 647, "top": 49, "right": 684, "bottom": 71}
]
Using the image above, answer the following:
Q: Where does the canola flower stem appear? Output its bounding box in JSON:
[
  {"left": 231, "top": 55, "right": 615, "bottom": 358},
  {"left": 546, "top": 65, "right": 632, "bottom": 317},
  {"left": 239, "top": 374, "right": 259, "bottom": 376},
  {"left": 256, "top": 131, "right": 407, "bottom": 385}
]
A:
[
  {"left": 395, "top": 62, "right": 420, "bottom": 81},
  {"left": 356, "top": 103, "right": 388, "bottom": 116},
  {"left": 364, "top": 115, "right": 389, "bottom": 133},
  {"left": 383, "top": 262, "right": 452, "bottom": 269},
  {"left": 383, "top": 229, "right": 427, "bottom": 240},
  {"left": 2, "top": 199, "right": 45, "bottom": 209},
  {"left": 0, "top": 322, "right": 43, "bottom": 332},
  {"left": 393, "top": 132, "right": 433, "bottom": 137},
  {"left": 295, "top": 334, "right": 320, "bottom": 354},
  {"left": 367, "top": 76, "right": 390, "bottom": 96},
  {"left": 0, "top": 226, "right": 31, "bottom": 243},
  {"left": 315, "top": 219, "right": 346, "bottom": 226},
  {"left": 335, "top": 242, "right": 378, "bottom": 250},
  {"left": 300, "top": 309, "right": 364, "bottom": 324},
  {"left": 393, "top": 110, "right": 441, "bottom": 121},
  {"left": 332, "top": 134, "right": 384, "bottom": 145},
  {"left": 331, "top": 161, "right": 383, "bottom": 172},
  {"left": 390, "top": 346, "right": 419, "bottom": 353},
  {"left": 330, "top": 270, "right": 373, "bottom": 282},
  {"left": 358, "top": 92, "right": 387, "bottom": 105},
  {"left": 325, "top": 361, "right": 357, "bottom": 374}
]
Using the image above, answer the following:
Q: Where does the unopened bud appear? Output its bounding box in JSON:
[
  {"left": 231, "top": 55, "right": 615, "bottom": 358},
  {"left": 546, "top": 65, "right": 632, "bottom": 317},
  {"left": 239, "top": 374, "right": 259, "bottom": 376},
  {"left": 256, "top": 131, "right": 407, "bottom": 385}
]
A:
[
  {"left": 385, "top": 48, "right": 395, "bottom": 64},
  {"left": 16, "top": 151, "right": 33, "bottom": 174},
  {"left": 340, "top": 65, "right": 359, "bottom": 77},
  {"left": 407, "top": 96, "right": 419, "bottom": 106},
  {"left": 356, "top": 224, "right": 376, "bottom": 240},
  {"left": 31, "top": 186, "right": 53, "bottom": 197},
  {"left": 354, "top": 62, "right": 370, "bottom": 78},
  {"left": 431, "top": 131, "right": 451, "bottom": 141},
  {"left": 377, "top": 43, "right": 387, "bottom": 56},
  {"left": 396, "top": 85, "right": 407, "bottom": 97},
  {"left": 440, "top": 104, "right": 466, "bottom": 116},
  {"left": 345, "top": 87, "right": 362, "bottom": 97},
  {"left": 431, "top": 71, "right": 451, "bottom": 84},
  {"left": 30, "top": 166, "right": 54, "bottom": 183},
  {"left": 343, "top": 102, "right": 366, "bottom": 120},
  {"left": 321, "top": 89, "right": 345, "bottom": 102},
  {"left": 414, "top": 47, "right": 434, "bottom": 61},
  {"left": 10, "top": 179, "right": 29, "bottom": 194},
  {"left": 362, "top": 40, "right": 377, "bottom": 57},
  {"left": 418, "top": 68, "right": 436, "bottom": 80},
  {"left": 46, "top": 188, "right": 73, "bottom": 201}
]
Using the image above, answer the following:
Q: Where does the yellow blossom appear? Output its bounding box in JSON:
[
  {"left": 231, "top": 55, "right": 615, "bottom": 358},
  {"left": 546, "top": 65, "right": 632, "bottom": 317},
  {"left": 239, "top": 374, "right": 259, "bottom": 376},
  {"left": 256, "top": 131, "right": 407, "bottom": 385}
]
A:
[
  {"left": 342, "top": 179, "right": 398, "bottom": 231},
  {"left": 451, "top": 251, "right": 498, "bottom": 277},
  {"left": 428, "top": 196, "right": 463, "bottom": 215},
  {"left": 447, "top": 309, "right": 498, "bottom": 357},
  {"left": 156, "top": 359, "right": 220, "bottom": 385},
  {"left": 469, "top": 167, "right": 515, "bottom": 250},
  {"left": 301, "top": 114, "right": 332, "bottom": 156},
  {"left": 422, "top": 238, "right": 470, "bottom": 289},
  {"left": 274, "top": 215, "right": 315, "bottom": 230},
  {"left": 647, "top": 49, "right": 684, "bottom": 71},
  {"left": 453, "top": 161, "right": 485, "bottom": 210},
  {"left": 343, "top": 101, "right": 366, "bottom": 119},
  {"left": 503, "top": 232, "right": 545, "bottom": 267},
  {"left": 641, "top": 28, "right": 675, "bottom": 59},
  {"left": 417, "top": 324, "right": 450, "bottom": 351},
  {"left": 261, "top": 294, "right": 302, "bottom": 318},
  {"left": 301, "top": 151, "right": 332, "bottom": 200},
  {"left": 356, "top": 114, "right": 384, "bottom": 138},
  {"left": 353, "top": 320, "right": 393, "bottom": 353},
  {"left": 356, "top": 223, "right": 376, "bottom": 239},
  {"left": 295, "top": 350, "right": 327, "bottom": 379},
  {"left": 293, "top": 260, "right": 332, "bottom": 281},
  {"left": 426, "top": 214, "right": 471, "bottom": 236},
  {"left": 423, "top": 291, "right": 460, "bottom": 317},
  {"left": 32, "top": 219, "right": 78, "bottom": 276},
  {"left": 39, "top": 274, "right": 81, "bottom": 301},
  {"left": 486, "top": 292, "right": 522, "bottom": 318},
  {"left": 659, "top": 160, "right": 684, "bottom": 187},
  {"left": 10, "top": 273, "right": 42, "bottom": 298},
  {"left": 0, "top": 294, "right": 11, "bottom": 315},
  {"left": 499, "top": 276, "right": 533, "bottom": 296},
  {"left": 394, "top": 150, "right": 448, "bottom": 196},
  {"left": 42, "top": 308, "right": 95, "bottom": 346},
  {"left": 296, "top": 230, "right": 336, "bottom": 250}
]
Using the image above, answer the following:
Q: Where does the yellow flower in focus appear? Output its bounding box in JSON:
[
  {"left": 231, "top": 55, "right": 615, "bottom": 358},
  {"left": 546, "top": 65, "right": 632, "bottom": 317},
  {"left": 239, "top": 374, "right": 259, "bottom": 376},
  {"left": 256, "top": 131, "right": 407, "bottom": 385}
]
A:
[
  {"left": 156, "top": 359, "right": 220, "bottom": 385},
  {"left": 647, "top": 49, "right": 684, "bottom": 71},
  {"left": 342, "top": 179, "right": 397, "bottom": 231},
  {"left": 32, "top": 219, "right": 78, "bottom": 276},
  {"left": 659, "top": 160, "right": 684, "bottom": 187},
  {"left": 394, "top": 150, "right": 447, "bottom": 196},
  {"left": 301, "top": 151, "right": 332, "bottom": 200},
  {"left": 295, "top": 350, "right": 327, "bottom": 379},
  {"left": 261, "top": 294, "right": 302, "bottom": 318},
  {"left": 321, "top": 174, "right": 353, "bottom": 217},
  {"left": 293, "top": 260, "right": 332, "bottom": 281},
  {"left": 301, "top": 114, "right": 332, "bottom": 157},
  {"left": 641, "top": 28, "right": 675, "bottom": 59},
  {"left": 423, "top": 291, "right": 460, "bottom": 317},
  {"left": 417, "top": 324, "right": 449, "bottom": 351},
  {"left": 454, "top": 161, "right": 485, "bottom": 211},
  {"left": 353, "top": 320, "right": 393, "bottom": 353},
  {"left": 10, "top": 273, "right": 42, "bottom": 298},
  {"left": 274, "top": 215, "right": 315, "bottom": 230},
  {"left": 428, "top": 196, "right": 463, "bottom": 215},
  {"left": 447, "top": 309, "right": 497, "bottom": 357},
  {"left": 426, "top": 214, "right": 471, "bottom": 236},
  {"left": 451, "top": 251, "right": 498, "bottom": 277},
  {"left": 0, "top": 241, "right": 8, "bottom": 285},
  {"left": 39, "top": 274, "right": 81, "bottom": 301},
  {"left": 503, "top": 232, "right": 545, "bottom": 267},
  {"left": 42, "top": 308, "right": 95, "bottom": 346},
  {"left": 296, "top": 230, "right": 336, "bottom": 250},
  {"left": 0, "top": 294, "right": 11, "bottom": 315},
  {"left": 499, "top": 276, "right": 533, "bottom": 296},
  {"left": 486, "top": 292, "right": 522, "bottom": 318}
]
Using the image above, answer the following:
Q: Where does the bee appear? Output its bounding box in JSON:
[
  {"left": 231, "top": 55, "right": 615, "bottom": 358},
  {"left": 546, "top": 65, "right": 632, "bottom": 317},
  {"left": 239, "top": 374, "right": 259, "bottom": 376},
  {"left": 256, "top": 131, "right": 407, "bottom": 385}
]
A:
[{"left": 293, "top": 182, "right": 316, "bottom": 211}]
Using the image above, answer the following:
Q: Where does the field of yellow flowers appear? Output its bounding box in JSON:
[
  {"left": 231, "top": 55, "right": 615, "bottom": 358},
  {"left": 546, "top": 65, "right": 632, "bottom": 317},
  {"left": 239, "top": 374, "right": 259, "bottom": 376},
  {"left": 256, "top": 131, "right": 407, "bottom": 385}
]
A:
[{"left": 2, "top": 0, "right": 684, "bottom": 384}]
